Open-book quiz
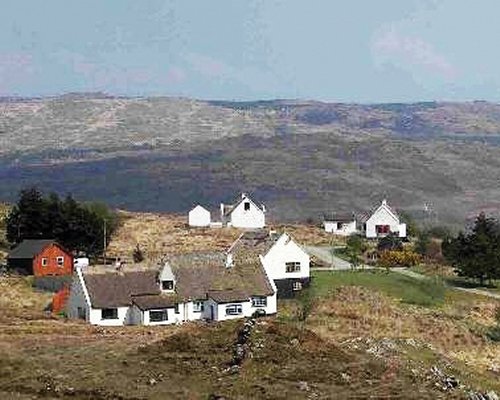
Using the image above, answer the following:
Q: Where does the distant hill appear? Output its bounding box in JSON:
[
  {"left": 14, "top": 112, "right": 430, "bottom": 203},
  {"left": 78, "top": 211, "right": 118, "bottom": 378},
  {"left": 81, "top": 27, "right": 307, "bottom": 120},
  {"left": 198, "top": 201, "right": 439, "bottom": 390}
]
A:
[{"left": 2, "top": 94, "right": 500, "bottom": 227}]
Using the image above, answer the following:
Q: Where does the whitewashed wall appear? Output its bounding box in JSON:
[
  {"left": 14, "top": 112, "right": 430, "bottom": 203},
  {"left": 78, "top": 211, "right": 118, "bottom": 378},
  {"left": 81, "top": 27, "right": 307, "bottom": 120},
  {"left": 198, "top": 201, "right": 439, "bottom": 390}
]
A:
[
  {"left": 366, "top": 205, "right": 406, "bottom": 238},
  {"left": 188, "top": 205, "right": 211, "bottom": 227},
  {"left": 261, "top": 234, "right": 310, "bottom": 281},
  {"left": 324, "top": 220, "right": 357, "bottom": 236},
  {"left": 67, "top": 270, "right": 90, "bottom": 321},
  {"left": 229, "top": 198, "right": 265, "bottom": 229}
]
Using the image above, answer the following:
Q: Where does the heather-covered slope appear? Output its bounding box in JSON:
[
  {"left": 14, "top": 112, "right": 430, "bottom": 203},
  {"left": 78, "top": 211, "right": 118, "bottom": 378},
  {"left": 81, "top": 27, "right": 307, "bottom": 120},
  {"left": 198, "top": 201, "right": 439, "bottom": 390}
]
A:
[{"left": 2, "top": 95, "right": 500, "bottom": 226}]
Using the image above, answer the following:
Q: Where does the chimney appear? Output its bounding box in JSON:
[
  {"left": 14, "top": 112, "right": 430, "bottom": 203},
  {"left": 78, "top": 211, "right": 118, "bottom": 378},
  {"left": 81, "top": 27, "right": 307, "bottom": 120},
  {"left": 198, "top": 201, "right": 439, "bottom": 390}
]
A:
[{"left": 225, "top": 253, "right": 234, "bottom": 269}]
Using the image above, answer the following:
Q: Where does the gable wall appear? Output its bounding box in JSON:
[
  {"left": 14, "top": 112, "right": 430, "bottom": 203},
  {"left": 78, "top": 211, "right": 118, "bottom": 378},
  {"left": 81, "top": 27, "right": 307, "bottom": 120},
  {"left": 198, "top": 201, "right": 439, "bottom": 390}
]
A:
[
  {"left": 33, "top": 244, "right": 73, "bottom": 277},
  {"left": 188, "top": 206, "right": 211, "bottom": 227},
  {"left": 366, "top": 206, "right": 401, "bottom": 238},
  {"left": 262, "top": 234, "right": 310, "bottom": 281},
  {"left": 229, "top": 198, "right": 265, "bottom": 228}
]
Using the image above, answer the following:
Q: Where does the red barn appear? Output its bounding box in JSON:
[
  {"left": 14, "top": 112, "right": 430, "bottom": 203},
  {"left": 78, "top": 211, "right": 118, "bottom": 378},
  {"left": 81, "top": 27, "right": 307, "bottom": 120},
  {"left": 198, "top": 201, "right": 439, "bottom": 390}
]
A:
[{"left": 7, "top": 239, "right": 74, "bottom": 276}]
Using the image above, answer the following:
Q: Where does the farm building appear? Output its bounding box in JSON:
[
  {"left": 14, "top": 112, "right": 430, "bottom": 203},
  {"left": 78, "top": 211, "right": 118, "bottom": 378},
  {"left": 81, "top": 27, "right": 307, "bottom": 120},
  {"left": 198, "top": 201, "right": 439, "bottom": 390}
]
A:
[
  {"left": 7, "top": 239, "right": 73, "bottom": 276},
  {"left": 323, "top": 213, "right": 357, "bottom": 236},
  {"left": 188, "top": 204, "right": 211, "bottom": 227}
]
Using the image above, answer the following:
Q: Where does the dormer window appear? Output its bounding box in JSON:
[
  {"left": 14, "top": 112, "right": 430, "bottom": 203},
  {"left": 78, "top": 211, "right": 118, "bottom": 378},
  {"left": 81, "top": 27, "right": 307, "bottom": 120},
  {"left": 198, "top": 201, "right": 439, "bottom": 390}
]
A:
[
  {"left": 159, "top": 262, "right": 176, "bottom": 292},
  {"left": 244, "top": 202, "right": 250, "bottom": 211}
]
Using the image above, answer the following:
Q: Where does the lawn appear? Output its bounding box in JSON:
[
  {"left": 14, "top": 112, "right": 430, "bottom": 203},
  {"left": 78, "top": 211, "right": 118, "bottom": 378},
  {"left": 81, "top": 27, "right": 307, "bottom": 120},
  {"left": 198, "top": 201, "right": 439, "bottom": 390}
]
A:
[{"left": 310, "top": 270, "right": 446, "bottom": 307}]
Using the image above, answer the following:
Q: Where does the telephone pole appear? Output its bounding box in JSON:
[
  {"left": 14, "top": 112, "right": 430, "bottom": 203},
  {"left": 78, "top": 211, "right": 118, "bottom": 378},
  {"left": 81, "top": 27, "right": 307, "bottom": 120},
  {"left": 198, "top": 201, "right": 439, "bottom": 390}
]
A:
[{"left": 103, "top": 219, "right": 107, "bottom": 265}]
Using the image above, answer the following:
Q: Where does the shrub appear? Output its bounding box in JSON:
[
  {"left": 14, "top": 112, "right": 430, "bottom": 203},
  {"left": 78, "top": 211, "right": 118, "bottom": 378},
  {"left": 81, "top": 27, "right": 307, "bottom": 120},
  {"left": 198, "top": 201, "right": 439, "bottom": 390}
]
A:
[{"left": 377, "top": 250, "right": 421, "bottom": 269}]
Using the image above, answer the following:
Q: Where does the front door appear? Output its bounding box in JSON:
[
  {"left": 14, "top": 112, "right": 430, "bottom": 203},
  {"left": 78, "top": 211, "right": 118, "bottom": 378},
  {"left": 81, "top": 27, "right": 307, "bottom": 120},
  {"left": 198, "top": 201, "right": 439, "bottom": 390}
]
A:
[{"left": 210, "top": 305, "right": 215, "bottom": 320}]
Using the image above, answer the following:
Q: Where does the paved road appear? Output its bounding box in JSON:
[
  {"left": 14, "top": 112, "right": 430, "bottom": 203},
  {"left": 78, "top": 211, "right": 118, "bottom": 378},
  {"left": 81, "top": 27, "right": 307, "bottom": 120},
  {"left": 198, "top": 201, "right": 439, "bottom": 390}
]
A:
[
  {"left": 305, "top": 246, "right": 352, "bottom": 270},
  {"left": 306, "top": 245, "right": 500, "bottom": 300}
]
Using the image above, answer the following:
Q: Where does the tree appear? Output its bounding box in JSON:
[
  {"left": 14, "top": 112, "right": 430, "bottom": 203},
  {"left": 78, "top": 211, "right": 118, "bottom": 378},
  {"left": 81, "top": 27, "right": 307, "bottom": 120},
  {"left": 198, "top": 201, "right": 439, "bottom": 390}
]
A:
[
  {"left": 6, "top": 188, "right": 119, "bottom": 257},
  {"left": 399, "top": 211, "right": 419, "bottom": 238},
  {"left": 132, "top": 244, "right": 145, "bottom": 263},
  {"left": 377, "top": 233, "right": 403, "bottom": 252},
  {"left": 345, "top": 234, "right": 366, "bottom": 270},
  {"left": 443, "top": 213, "right": 500, "bottom": 285},
  {"left": 414, "top": 230, "right": 431, "bottom": 257}
]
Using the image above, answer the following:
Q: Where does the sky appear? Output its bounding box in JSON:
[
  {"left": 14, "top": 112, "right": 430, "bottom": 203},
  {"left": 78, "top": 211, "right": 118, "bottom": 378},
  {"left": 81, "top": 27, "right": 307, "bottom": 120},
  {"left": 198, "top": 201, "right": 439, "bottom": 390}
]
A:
[{"left": 2, "top": 0, "right": 500, "bottom": 102}]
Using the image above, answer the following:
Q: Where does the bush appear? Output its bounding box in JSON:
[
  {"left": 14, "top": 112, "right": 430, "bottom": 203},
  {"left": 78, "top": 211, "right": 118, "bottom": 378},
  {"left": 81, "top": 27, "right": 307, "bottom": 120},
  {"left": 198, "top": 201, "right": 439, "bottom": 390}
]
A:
[{"left": 377, "top": 250, "right": 421, "bottom": 269}]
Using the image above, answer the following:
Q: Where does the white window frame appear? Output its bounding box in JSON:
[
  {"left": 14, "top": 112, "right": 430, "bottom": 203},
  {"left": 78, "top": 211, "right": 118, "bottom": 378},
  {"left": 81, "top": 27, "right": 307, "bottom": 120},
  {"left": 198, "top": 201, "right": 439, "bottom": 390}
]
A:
[
  {"left": 251, "top": 297, "right": 267, "bottom": 307},
  {"left": 285, "top": 261, "right": 301, "bottom": 273},
  {"left": 41, "top": 257, "right": 48, "bottom": 267},
  {"left": 292, "top": 281, "right": 303, "bottom": 291},
  {"left": 193, "top": 301, "right": 204, "bottom": 313},
  {"left": 149, "top": 309, "right": 168, "bottom": 322},
  {"left": 225, "top": 304, "right": 243, "bottom": 316},
  {"left": 56, "top": 256, "right": 64, "bottom": 267}
]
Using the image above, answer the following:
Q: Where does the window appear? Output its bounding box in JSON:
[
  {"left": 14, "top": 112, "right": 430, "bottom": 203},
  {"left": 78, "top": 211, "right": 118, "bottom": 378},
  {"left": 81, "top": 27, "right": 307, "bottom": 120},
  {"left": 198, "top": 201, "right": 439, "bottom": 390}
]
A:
[
  {"left": 149, "top": 310, "right": 168, "bottom": 322},
  {"left": 285, "top": 262, "right": 301, "bottom": 273},
  {"left": 292, "top": 281, "right": 303, "bottom": 291},
  {"left": 41, "top": 258, "right": 48, "bottom": 267},
  {"left": 376, "top": 225, "right": 390, "bottom": 234},
  {"left": 193, "top": 301, "right": 204, "bottom": 313},
  {"left": 101, "top": 308, "right": 118, "bottom": 320},
  {"left": 162, "top": 280, "right": 174, "bottom": 291},
  {"left": 225, "top": 304, "right": 243, "bottom": 315},
  {"left": 56, "top": 256, "right": 64, "bottom": 267},
  {"left": 251, "top": 297, "right": 267, "bottom": 307},
  {"left": 244, "top": 202, "right": 250, "bottom": 211},
  {"left": 337, "top": 222, "right": 343, "bottom": 230},
  {"left": 174, "top": 304, "right": 180, "bottom": 314}
]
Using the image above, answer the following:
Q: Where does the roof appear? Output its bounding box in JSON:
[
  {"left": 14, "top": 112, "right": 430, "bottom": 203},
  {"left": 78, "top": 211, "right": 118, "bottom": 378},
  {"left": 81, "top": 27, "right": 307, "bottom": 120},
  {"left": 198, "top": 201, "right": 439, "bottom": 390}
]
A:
[
  {"left": 222, "top": 193, "right": 265, "bottom": 216},
  {"left": 81, "top": 250, "right": 275, "bottom": 309},
  {"left": 83, "top": 270, "right": 160, "bottom": 308},
  {"left": 8, "top": 239, "right": 60, "bottom": 259},
  {"left": 208, "top": 289, "right": 250, "bottom": 303},
  {"left": 227, "top": 230, "right": 278, "bottom": 260},
  {"left": 366, "top": 199, "right": 400, "bottom": 223},
  {"left": 323, "top": 212, "right": 356, "bottom": 222},
  {"left": 132, "top": 294, "right": 178, "bottom": 311}
]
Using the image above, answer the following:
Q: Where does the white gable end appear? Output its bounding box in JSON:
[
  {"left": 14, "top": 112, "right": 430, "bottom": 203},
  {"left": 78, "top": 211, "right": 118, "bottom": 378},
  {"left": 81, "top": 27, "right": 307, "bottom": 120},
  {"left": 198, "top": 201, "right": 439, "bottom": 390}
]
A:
[
  {"left": 229, "top": 195, "right": 265, "bottom": 229},
  {"left": 188, "top": 205, "right": 211, "bottom": 227},
  {"left": 261, "top": 233, "right": 310, "bottom": 281}
]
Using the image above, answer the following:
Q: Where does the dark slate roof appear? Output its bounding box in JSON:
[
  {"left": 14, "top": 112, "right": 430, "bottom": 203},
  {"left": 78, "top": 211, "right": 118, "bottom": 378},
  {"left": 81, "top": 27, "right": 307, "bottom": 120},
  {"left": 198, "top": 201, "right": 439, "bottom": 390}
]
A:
[
  {"left": 132, "top": 294, "right": 178, "bottom": 311},
  {"left": 323, "top": 212, "right": 356, "bottom": 222},
  {"left": 83, "top": 270, "right": 160, "bottom": 308},
  {"left": 8, "top": 239, "right": 58, "bottom": 259}
]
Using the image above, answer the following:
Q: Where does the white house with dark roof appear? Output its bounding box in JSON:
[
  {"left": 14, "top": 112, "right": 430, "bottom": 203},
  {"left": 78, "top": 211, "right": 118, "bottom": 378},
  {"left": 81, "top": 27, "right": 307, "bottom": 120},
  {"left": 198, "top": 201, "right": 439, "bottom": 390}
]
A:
[
  {"left": 188, "top": 205, "right": 211, "bottom": 227},
  {"left": 227, "top": 230, "right": 310, "bottom": 298},
  {"left": 221, "top": 193, "right": 266, "bottom": 229},
  {"left": 323, "top": 213, "right": 357, "bottom": 236},
  {"left": 67, "top": 252, "right": 277, "bottom": 326},
  {"left": 364, "top": 199, "right": 407, "bottom": 239}
]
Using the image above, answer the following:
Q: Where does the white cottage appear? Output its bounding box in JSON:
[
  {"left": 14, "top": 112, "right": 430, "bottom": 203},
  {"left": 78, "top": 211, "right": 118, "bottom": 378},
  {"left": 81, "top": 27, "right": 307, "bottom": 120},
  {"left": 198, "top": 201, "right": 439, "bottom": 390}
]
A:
[
  {"left": 364, "top": 199, "right": 407, "bottom": 239},
  {"left": 67, "top": 252, "right": 277, "bottom": 326},
  {"left": 228, "top": 231, "right": 310, "bottom": 298},
  {"left": 221, "top": 193, "right": 266, "bottom": 229},
  {"left": 323, "top": 213, "right": 357, "bottom": 236},
  {"left": 188, "top": 205, "right": 211, "bottom": 227}
]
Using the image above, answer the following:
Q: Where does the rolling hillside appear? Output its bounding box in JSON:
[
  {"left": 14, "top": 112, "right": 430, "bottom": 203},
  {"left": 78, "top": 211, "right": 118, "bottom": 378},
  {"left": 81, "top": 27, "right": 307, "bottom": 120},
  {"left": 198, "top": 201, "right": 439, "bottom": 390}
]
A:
[{"left": 2, "top": 94, "right": 500, "bottom": 226}]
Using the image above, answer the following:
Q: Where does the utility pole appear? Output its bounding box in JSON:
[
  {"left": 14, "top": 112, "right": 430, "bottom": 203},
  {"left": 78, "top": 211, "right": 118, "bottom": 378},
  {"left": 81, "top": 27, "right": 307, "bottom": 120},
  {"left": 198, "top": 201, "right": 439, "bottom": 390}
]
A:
[{"left": 103, "top": 219, "right": 107, "bottom": 265}]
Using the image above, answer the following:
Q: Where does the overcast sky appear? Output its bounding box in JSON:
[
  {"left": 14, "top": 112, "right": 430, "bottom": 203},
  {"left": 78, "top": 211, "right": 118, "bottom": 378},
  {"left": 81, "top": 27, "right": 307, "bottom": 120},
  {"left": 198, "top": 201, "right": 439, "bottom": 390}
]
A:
[{"left": 2, "top": 0, "right": 500, "bottom": 102}]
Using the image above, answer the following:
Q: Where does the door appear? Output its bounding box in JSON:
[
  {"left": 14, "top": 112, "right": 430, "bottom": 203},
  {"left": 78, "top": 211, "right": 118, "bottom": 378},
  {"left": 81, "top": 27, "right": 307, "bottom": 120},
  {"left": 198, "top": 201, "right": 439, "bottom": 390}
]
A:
[{"left": 210, "top": 305, "right": 215, "bottom": 320}]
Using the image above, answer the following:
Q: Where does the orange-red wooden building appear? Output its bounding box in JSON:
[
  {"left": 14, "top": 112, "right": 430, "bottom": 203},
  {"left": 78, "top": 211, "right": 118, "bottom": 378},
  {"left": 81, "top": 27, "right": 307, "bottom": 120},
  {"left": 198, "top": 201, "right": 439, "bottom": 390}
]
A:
[{"left": 7, "top": 239, "right": 73, "bottom": 276}]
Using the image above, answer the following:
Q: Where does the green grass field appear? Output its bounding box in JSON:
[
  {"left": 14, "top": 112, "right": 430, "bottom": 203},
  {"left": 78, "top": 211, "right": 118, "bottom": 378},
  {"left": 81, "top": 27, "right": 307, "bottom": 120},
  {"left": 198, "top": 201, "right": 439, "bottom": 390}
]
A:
[{"left": 310, "top": 270, "right": 446, "bottom": 307}]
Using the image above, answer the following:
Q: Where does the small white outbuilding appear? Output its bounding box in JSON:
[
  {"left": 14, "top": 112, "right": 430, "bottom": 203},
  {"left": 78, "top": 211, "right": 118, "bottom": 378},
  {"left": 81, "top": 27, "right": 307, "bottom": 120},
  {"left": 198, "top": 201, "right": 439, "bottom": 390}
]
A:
[{"left": 188, "top": 205, "right": 211, "bottom": 227}]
